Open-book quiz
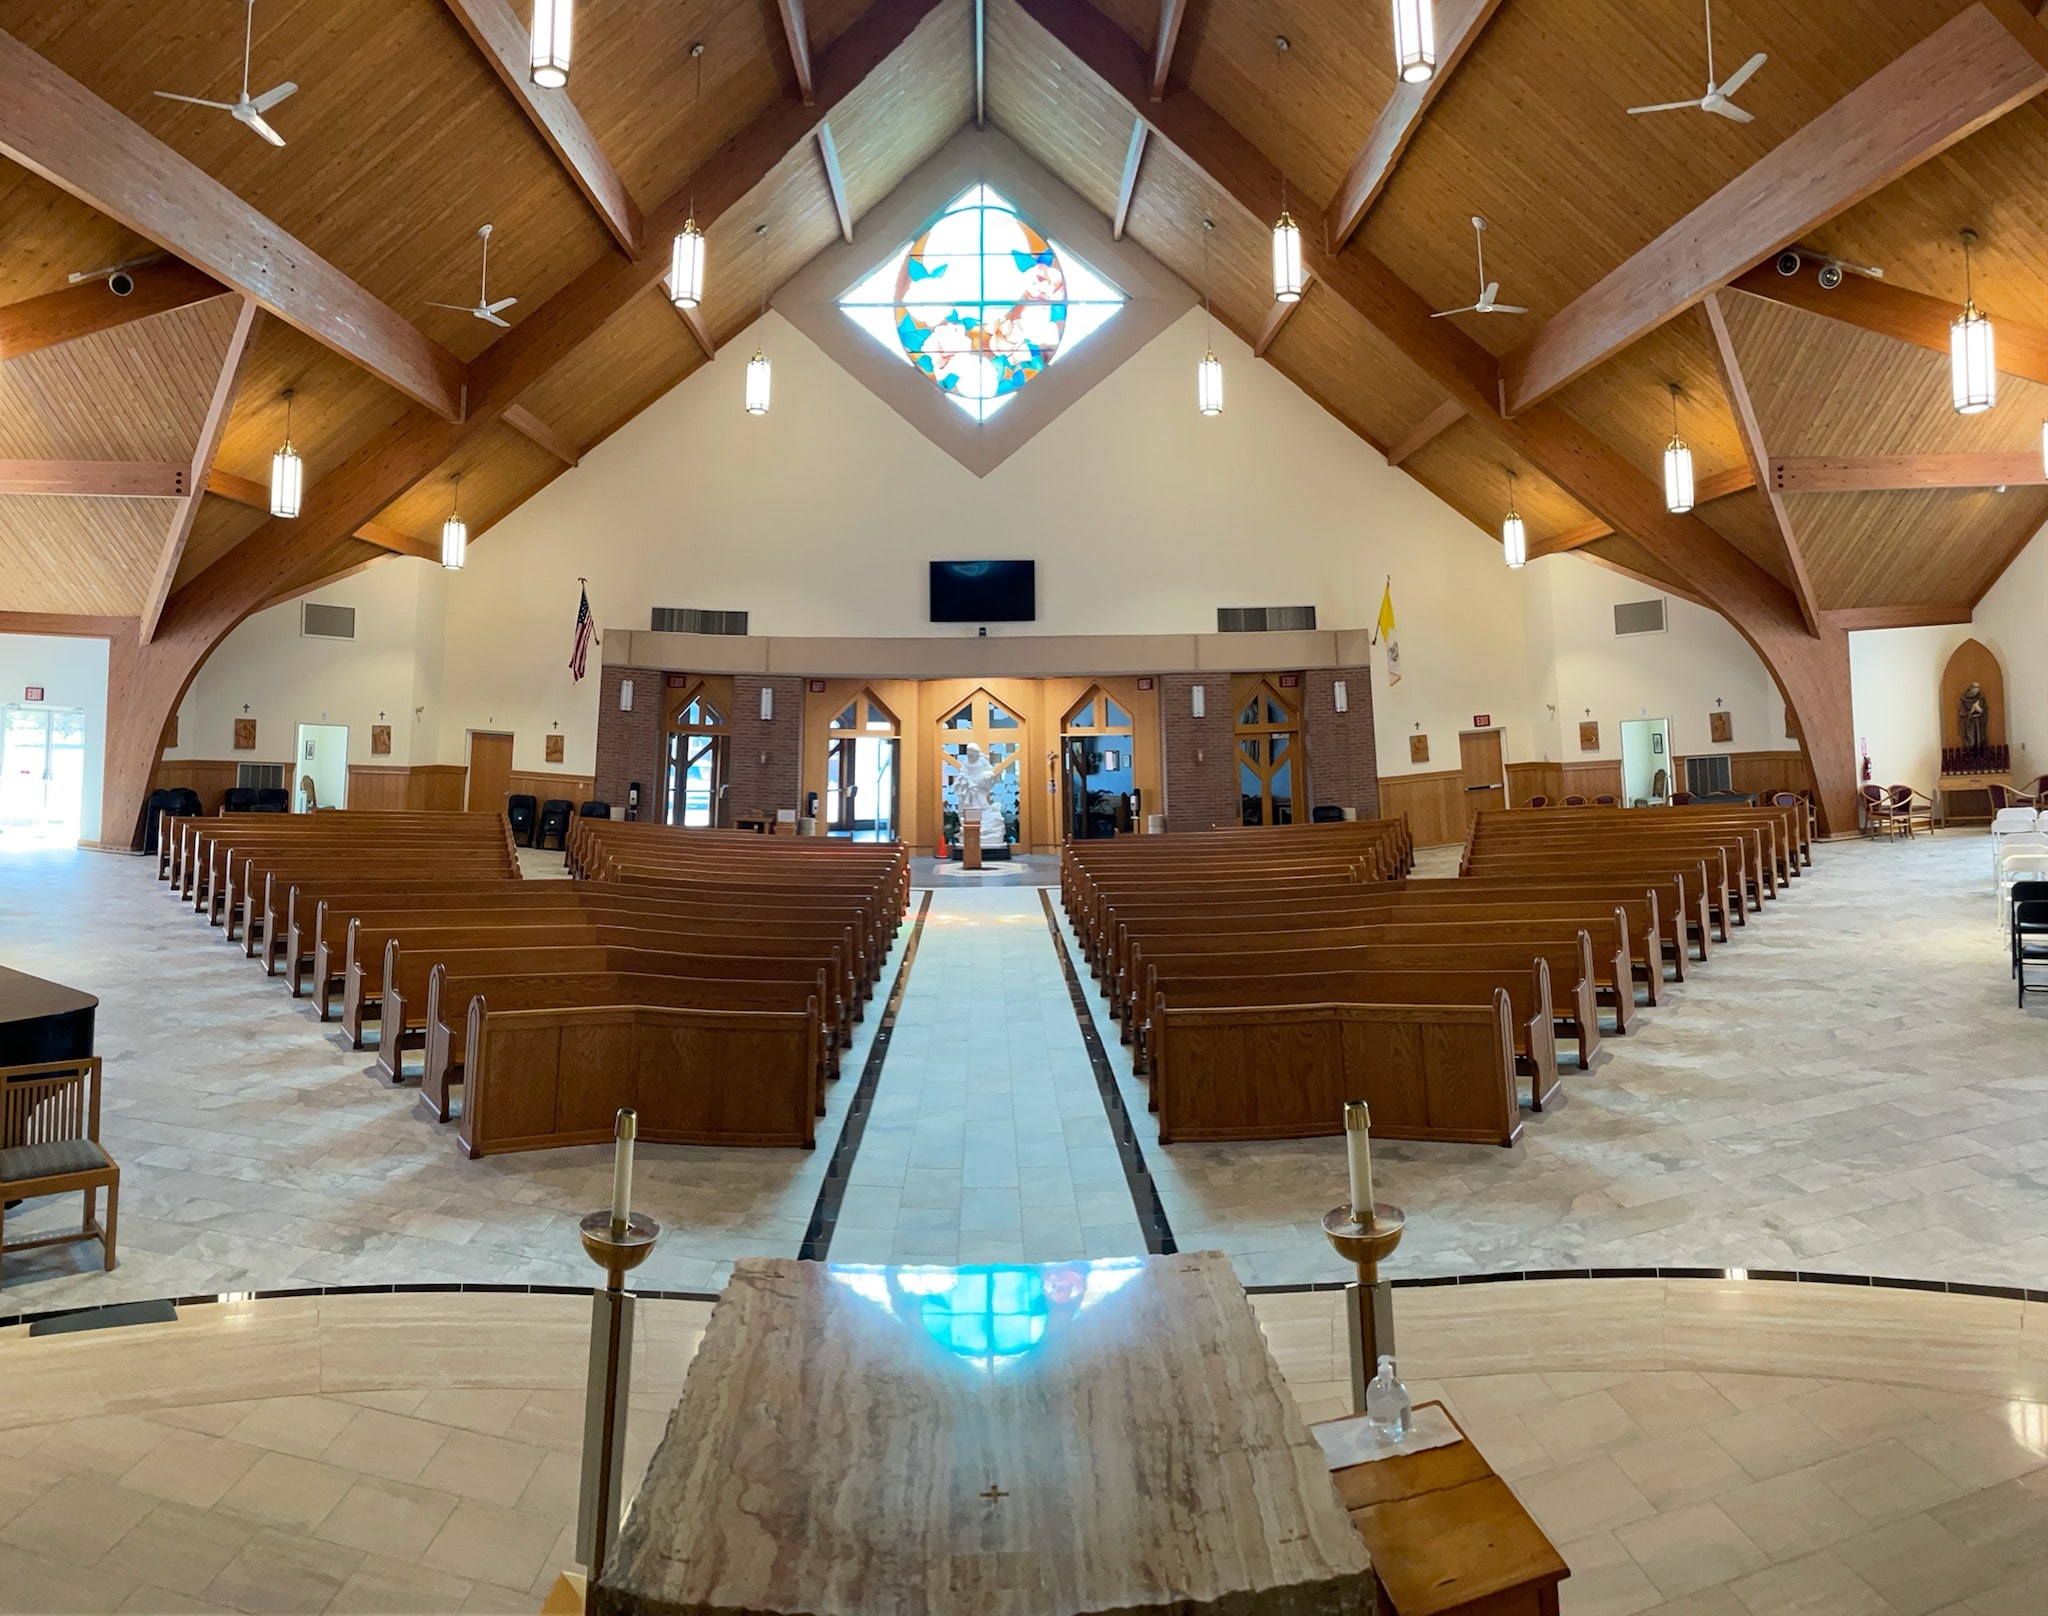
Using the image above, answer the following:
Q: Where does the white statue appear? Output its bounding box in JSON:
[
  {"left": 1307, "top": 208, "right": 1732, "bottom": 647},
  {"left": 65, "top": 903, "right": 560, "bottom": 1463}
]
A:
[{"left": 948, "top": 743, "right": 1008, "bottom": 850}]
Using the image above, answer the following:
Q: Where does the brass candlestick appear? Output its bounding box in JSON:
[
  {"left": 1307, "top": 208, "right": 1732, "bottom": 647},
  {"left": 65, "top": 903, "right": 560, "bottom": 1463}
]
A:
[{"left": 1322, "top": 1202, "right": 1406, "bottom": 1415}]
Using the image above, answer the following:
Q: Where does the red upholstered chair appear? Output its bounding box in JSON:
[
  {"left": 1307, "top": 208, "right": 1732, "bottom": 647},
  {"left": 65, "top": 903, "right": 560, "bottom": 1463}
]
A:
[
  {"left": 1861, "top": 783, "right": 1899, "bottom": 839},
  {"left": 1594, "top": 794, "right": 1618, "bottom": 806},
  {"left": 1562, "top": 795, "right": 1588, "bottom": 806},
  {"left": 1991, "top": 782, "right": 2037, "bottom": 812},
  {"left": 1670, "top": 791, "right": 1693, "bottom": 805},
  {"left": 1525, "top": 795, "right": 1550, "bottom": 808},
  {"left": 1889, "top": 784, "right": 1934, "bottom": 837}
]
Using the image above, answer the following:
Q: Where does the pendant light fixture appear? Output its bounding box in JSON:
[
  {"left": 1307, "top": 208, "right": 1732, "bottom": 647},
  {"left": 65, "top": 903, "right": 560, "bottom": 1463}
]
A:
[
  {"left": 1501, "top": 469, "right": 1527, "bottom": 569},
  {"left": 440, "top": 472, "right": 467, "bottom": 571},
  {"left": 744, "top": 223, "right": 771, "bottom": 415},
  {"left": 1270, "top": 37, "right": 1304, "bottom": 305},
  {"left": 1392, "top": 0, "right": 1437, "bottom": 84},
  {"left": 269, "top": 388, "right": 302, "bottom": 519},
  {"left": 1663, "top": 383, "right": 1696, "bottom": 514},
  {"left": 530, "top": 0, "right": 573, "bottom": 89},
  {"left": 669, "top": 211, "right": 705, "bottom": 311},
  {"left": 1197, "top": 219, "right": 1223, "bottom": 416},
  {"left": 1951, "top": 228, "right": 1996, "bottom": 416}
]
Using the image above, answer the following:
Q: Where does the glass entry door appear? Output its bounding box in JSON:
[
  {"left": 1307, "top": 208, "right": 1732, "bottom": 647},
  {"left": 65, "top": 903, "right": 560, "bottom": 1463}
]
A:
[
  {"left": 665, "top": 731, "right": 726, "bottom": 827},
  {"left": 0, "top": 704, "right": 86, "bottom": 849},
  {"left": 825, "top": 690, "right": 902, "bottom": 841},
  {"left": 1062, "top": 687, "right": 1135, "bottom": 840}
]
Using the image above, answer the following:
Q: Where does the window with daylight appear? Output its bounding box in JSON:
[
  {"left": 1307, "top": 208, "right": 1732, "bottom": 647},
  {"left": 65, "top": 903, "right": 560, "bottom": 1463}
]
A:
[{"left": 837, "top": 183, "right": 1126, "bottom": 422}]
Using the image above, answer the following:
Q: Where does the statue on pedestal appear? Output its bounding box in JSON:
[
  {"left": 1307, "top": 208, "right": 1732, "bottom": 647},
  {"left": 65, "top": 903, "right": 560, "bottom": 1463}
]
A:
[
  {"left": 1959, "top": 681, "right": 1990, "bottom": 754},
  {"left": 947, "top": 743, "right": 1008, "bottom": 851}
]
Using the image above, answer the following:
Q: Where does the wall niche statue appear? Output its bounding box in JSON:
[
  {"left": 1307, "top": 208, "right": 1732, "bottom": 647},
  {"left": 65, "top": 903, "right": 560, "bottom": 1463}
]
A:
[{"left": 1938, "top": 638, "right": 2007, "bottom": 777}]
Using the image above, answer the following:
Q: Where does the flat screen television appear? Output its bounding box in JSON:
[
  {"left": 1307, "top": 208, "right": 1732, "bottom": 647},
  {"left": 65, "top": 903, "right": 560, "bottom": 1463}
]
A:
[{"left": 930, "top": 560, "right": 1035, "bottom": 623}]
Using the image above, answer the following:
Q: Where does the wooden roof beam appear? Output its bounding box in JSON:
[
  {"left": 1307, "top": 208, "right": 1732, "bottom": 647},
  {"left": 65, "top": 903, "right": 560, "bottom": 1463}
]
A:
[
  {"left": 777, "top": 0, "right": 817, "bottom": 104},
  {"left": 143, "top": 299, "right": 262, "bottom": 642},
  {"left": 1772, "top": 452, "right": 2048, "bottom": 491},
  {"left": 1528, "top": 466, "right": 1755, "bottom": 557},
  {"left": 818, "top": 123, "right": 854, "bottom": 243},
  {"left": 1252, "top": 281, "right": 1307, "bottom": 358},
  {"left": 0, "top": 460, "right": 189, "bottom": 496},
  {"left": 1500, "top": 0, "right": 2048, "bottom": 415},
  {"left": 441, "top": 0, "right": 643, "bottom": 255},
  {"left": 0, "top": 260, "right": 226, "bottom": 359},
  {"left": 1325, "top": 0, "right": 1508, "bottom": 251},
  {"left": 1701, "top": 291, "right": 1822, "bottom": 634},
  {"left": 205, "top": 465, "right": 458, "bottom": 556},
  {"left": 1150, "top": 1, "right": 1188, "bottom": 100},
  {"left": 503, "top": 403, "right": 581, "bottom": 466},
  {"left": 1823, "top": 602, "right": 1973, "bottom": 630},
  {"left": 0, "top": 612, "right": 135, "bottom": 639},
  {"left": 1729, "top": 262, "right": 2048, "bottom": 386},
  {"left": 0, "top": 28, "right": 465, "bottom": 420},
  {"left": 1386, "top": 399, "right": 1465, "bottom": 466},
  {"left": 1112, "top": 119, "right": 1146, "bottom": 240}
]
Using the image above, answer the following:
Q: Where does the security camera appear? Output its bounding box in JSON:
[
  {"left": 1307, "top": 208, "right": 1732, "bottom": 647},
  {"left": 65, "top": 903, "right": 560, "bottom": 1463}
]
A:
[
  {"left": 107, "top": 270, "right": 135, "bottom": 296},
  {"left": 1817, "top": 262, "right": 1845, "bottom": 290},
  {"left": 1775, "top": 250, "right": 1803, "bottom": 276}
]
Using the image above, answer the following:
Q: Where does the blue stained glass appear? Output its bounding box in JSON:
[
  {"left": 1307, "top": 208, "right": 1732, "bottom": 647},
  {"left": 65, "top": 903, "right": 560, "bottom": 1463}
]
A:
[{"left": 838, "top": 183, "right": 1126, "bottom": 423}]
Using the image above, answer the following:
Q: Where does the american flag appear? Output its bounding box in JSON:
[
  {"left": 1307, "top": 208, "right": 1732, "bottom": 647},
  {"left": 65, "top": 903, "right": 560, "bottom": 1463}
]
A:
[{"left": 568, "top": 584, "right": 596, "bottom": 682}]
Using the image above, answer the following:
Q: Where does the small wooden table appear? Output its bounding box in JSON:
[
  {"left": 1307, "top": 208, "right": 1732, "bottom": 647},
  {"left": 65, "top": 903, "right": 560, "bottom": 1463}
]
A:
[
  {"left": 595, "top": 1253, "right": 1377, "bottom": 1616},
  {"left": 1322, "top": 1403, "right": 1567, "bottom": 1616}
]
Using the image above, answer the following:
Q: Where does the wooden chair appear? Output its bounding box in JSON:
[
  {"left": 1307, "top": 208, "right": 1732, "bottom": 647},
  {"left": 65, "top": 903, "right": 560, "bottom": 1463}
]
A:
[
  {"left": 1561, "top": 795, "right": 1588, "bottom": 806},
  {"left": 0, "top": 1057, "right": 118, "bottom": 1276},
  {"left": 1989, "top": 782, "right": 2036, "bottom": 812},
  {"left": 1525, "top": 795, "right": 1549, "bottom": 808},
  {"left": 1860, "top": 783, "right": 1900, "bottom": 839},
  {"left": 1670, "top": 791, "right": 1693, "bottom": 805},
  {"left": 1594, "top": 794, "right": 1618, "bottom": 806},
  {"left": 1888, "top": 784, "right": 1934, "bottom": 838}
]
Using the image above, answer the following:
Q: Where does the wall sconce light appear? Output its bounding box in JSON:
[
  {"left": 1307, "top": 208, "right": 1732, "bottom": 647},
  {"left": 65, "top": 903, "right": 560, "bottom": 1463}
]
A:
[
  {"left": 1333, "top": 679, "right": 1349, "bottom": 714},
  {"left": 1191, "top": 685, "right": 1206, "bottom": 719},
  {"left": 759, "top": 685, "right": 775, "bottom": 721},
  {"left": 619, "top": 679, "right": 634, "bottom": 712}
]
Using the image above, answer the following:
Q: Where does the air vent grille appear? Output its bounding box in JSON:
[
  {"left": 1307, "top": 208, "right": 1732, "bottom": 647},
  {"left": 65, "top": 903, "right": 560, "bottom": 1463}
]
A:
[
  {"left": 302, "top": 603, "right": 356, "bottom": 641},
  {"left": 1216, "top": 605, "right": 1317, "bottom": 633},
  {"left": 237, "top": 763, "right": 285, "bottom": 791},
  {"left": 651, "top": 607, "right": 749, "bottom": 636},
  {"left": 1684, "top": 755, "right": 1733, "bottom": 795},
  {"left": 1612, "top": 599, "right": 1667, "bottom": 637}
]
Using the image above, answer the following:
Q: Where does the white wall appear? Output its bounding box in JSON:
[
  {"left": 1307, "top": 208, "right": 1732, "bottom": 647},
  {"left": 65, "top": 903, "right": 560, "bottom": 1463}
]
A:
[
  {"left": 1847, "top": 623, "right": 1976, "bottom": 792},
  {"left": 1529, "top": 561, "right": 1799, "bottom": 763},
  {"left": 0, "top": 633, "right": 110, "bottom": 843},
  {"left": 1971, "top": 517, "right": 2048, "bottom": 789},
  {"left": 166, "top": 560, "right": 448, "bottom": 769}
]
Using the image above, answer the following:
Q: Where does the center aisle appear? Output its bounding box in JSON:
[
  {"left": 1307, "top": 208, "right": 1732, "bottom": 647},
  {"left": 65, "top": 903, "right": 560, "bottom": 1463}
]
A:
[{"left": 821, "top": 886, "right": 1150, "bottom": 1266}]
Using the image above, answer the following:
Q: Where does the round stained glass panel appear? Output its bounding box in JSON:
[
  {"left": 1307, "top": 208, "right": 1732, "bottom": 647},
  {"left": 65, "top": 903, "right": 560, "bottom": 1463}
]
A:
[{"left": 894, "top": 195, "right": 1068, "bottom": 407}]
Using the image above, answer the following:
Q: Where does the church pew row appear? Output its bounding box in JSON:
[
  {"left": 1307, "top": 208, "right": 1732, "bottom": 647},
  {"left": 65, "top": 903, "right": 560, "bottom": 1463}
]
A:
[
  {"left": 1152, "top": 995, "right": 1521, "bottom": 1147},
  {"left": 222, "top": 846, "right": 513, "bottom": 938},
  {"left": 460, "top": 999, "right": 820, "bottom": 1156},
  {"left": 1491, "top": 801, "right": 1807, "bottom": 877},
  {"left": 158, "top": 808, "right": 510, "bottom": 886},
  {"left": 1468, "top": 828, "right": 1770, "bottom": 915}
]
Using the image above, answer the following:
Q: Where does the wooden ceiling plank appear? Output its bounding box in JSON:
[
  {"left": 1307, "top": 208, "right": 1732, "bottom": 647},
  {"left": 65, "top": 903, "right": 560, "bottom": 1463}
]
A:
[
  {"left": 503, "top": 403, "right": 582, "bottom": 467},
  {"left": 1701, "top": 292, "right": 1823, "bottom": 635},
  {"left": 1150, "top": 0, "right": 1188, "bottom": 101},
  {"left": 817, "top": 123, "right": 855, "bottom": 243},
  {"left": 142, "top": 300, "right": 262, "bottom": 643},
  {"left": 440, "top": 0, "right": 644, "bottom": 256},
  {"left": 356, "top": 521, "right": 441, "bottom": 563},
  {"left": 1501, "top": 1, "right": 2048, "bottom": 415},
  {"left": 1112, "top": 118, "right": 1147, "bottom": 241},
  {"left": 0, "top": 260, "right": 226, "bottom": 360},
  {"left": 0, "top": 28, "right": 465, "bottom": 421},
  {"left": 778, "top": 0, "right": 817, "bottom": 106},
  {"left": 1823, "top": 602, "right": 1973, "bottom": 630},
  {"left": 1730, "top": 263, "right": 2048, "bottom": 386},
  {"left": 1774, "top": 451, "right": 2047, "bottom": 491},
  {"left": 1386, "top": 399, "right": 1466, "bottom": 466},
  {"left": 1969, "top": 487, "right": 2048, "bottom": 602},
  {"left": 1530, "top": 466, "right": 1757, "bottom": 556},
  {"left": 207, "top": 461, "right": 464, "bottom": 553},
  {"left": 1324, "top": 0, "right": 1509, "bottom": 252},
  {"left": 0, "top": 460, "right": 188, "bottom": 496}
]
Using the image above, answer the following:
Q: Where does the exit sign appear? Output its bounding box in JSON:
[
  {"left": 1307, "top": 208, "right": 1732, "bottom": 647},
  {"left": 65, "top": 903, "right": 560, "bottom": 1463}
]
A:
[
  {"left": 1472, "top": 714, "right": 1491, "bottom": 727},
  {"left": 23, "top": 686, "right": 43, "bottom": 701}
]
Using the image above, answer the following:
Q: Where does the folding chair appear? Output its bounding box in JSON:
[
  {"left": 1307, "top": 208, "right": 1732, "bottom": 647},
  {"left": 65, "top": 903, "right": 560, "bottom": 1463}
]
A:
[{"left": 2014, "top": 880, "right": 2048, "bottom": 1003}]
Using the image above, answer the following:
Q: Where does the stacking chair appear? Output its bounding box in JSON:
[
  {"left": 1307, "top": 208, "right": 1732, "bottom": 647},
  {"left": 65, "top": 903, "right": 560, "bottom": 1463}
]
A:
[
  {"left": 222, "top": 787, "right": 259, "bottom": 813},
  {"left": 2013, "top": 881, "right": 2048, "bottom": 1004},
  {"left": 1998, "top": 848, "right": 2048, "bottom": 924},
  {"left": 536, "top": 798, "right": 574, "bottom": 851},
  {"left": 1888, "top": 784, "right": 1934, "bottom": 837},
  {"left": 578, "top": 799, "right": 612, "bottom": 820},
  {"left": 506, "top": 793, "right": 538, "bottom": 846},
  {"left": 1990, "top": 807, "right": 2039, "bottom": 876},
  {"left": 1860, "top": 783, "right": 1899, "bottom": 839},
  {"left": 0, "top": 1057, "right": 119, "bottom": 1277}
]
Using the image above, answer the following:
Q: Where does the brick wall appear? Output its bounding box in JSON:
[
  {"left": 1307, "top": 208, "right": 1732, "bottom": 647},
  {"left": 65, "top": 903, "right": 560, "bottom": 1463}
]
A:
[
  {"left": 726, "top": 674, "right": 806, "bottom": 820},
  {"left": 594, "top": 664, "right": 663, "bottom": 818},
  {"left": 1158, "top": 674, "right": 1239, "bottom": 831},
  {"left": 1302, "top": 666, "right": 1380, "bottom": 820}
]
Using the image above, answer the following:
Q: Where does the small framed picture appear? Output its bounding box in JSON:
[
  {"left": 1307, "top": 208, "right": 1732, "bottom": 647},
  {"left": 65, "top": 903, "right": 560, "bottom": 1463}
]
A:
[
  {"left": 1710, "top": 711, "right": 1734, "bottom": 744},
  {"left": 371, "top": 725, "right": 392, "bottom": 756},
  {"left": 1579, "top": 721, "right": 1599, "bottom": 752},
  {"left": 545, "top": 733, "right": 566, "bottom": 763},
  {"left": 1136, "top": 677, "right": 1154, "bottom": 692},
  {"left": 1651, "top": 732, "right": 1664, "bottom": 755},
  {"left": 233, "top": 718, "right": 257, "bottom": 751},
  {"left": 1409, "top": 734, "right": 1430, "bottom": 765}
]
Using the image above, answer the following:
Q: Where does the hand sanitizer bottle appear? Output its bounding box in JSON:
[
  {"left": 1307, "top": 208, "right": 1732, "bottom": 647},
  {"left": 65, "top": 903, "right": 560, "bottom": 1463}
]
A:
[{"left": 1365, "top": 1355, "right": 1412, "bottom": 1444}]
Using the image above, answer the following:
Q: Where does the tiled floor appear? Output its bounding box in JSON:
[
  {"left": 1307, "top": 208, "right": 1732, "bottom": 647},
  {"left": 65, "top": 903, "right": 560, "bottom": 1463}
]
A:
[
  {"left": 2, "top": 1277, "right": 2041, "bottom": 1615},
  {"left": 1052, "top": 830, "right": 2048, "bottom": 1289}
]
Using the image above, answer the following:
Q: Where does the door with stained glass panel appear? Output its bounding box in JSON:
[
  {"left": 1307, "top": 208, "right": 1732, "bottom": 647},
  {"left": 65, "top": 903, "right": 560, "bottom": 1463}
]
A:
[
  {"left": 937, "top": 689, "right": 1024, "bottom": 852},
  {"left": 1235, "top": 679, "right": 1301, "bottom": 827}
]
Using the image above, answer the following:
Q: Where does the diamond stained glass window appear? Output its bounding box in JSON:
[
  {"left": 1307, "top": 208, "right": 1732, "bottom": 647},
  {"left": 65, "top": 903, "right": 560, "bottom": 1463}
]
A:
[{"left": 838, "top": 184, "right": 1126, "bottom": 422}]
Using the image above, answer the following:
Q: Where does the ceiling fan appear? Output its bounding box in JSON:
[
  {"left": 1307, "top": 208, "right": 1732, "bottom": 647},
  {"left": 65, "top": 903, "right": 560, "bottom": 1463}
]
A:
[
  {"left": 154, "top": 0, "right": 298, "bottom": 148},
  {"left": 429, "top": 225, "right": 519, "bottom": 328},
  {"left": 1627, "top": 0, "right": 1765, "bottom": 123},
  {"left": 1432, "top": 217, "right": 1528, "bottom": 319}
]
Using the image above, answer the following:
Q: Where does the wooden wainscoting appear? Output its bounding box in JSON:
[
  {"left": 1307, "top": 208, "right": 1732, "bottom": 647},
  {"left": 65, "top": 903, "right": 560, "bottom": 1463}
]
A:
[
  {"left": 1727, "top": 750, "right": 1815, "bottom": 800},
  {"left": 1504, "top": 762, "right": 1563, "bottom": 807},
  {"left": 408, "top": 765, "right": 468, "bottom": 811},
  {"left": 1380, "top": 768, "right": 1466, "bottom": 847},
  {"left": 151, "top": 759, "right": 256, "bottom": 816},
  {"left": 345, "top": 764, "right": 410, "bottom": 811},
  {"left": 507, "top": 770, "right": 597, "bottom": 808},
  {"left": 1560, "top": 762, "right": 1625, "bottom": 801}
]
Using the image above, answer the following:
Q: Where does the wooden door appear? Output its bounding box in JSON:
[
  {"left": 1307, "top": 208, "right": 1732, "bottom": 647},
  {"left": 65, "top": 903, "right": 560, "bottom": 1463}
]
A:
[
  {"left": 466, "top": 731, "right": 514, "bottom": 813},
  {"left": 1458, "top": 730, "right": 1505, "bottom": 826}
]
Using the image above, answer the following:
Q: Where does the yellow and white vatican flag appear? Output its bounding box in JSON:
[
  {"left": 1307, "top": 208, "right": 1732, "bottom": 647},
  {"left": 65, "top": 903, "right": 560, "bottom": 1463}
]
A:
[{"left": 1372, "top": 578, "right": 1401, "bottom": 687}]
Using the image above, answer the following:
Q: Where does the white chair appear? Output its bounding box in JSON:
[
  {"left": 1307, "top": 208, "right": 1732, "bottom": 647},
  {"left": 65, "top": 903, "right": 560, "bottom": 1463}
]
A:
[
  {"left": 1992, "top": 809, "right": 2042, "bottom": 877},
  {"left": 1998, "top": 848, "right": 2048, "bottom": 922}
]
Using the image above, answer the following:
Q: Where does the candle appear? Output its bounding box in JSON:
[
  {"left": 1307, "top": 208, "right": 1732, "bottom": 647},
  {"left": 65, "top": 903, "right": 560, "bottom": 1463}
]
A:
[
  {"left": 1344, "top": 1101, "right": 1373, "bottom": 1226},
  {"left": 611, "top": 1107, "right": 637, "bottom": 1231}
]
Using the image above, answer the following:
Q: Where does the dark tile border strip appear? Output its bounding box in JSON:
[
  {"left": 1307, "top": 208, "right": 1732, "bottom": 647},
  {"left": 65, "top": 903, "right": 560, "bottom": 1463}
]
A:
[
  {"left": 797, "top": 890, "right": 933, "bottom": 1263},
  {"left": 1039, "top": 889, "right": 1176, "bottom": 1256},
  {"left": 7, "top": 1267, "right": 2042, "bottom": 1335}
]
